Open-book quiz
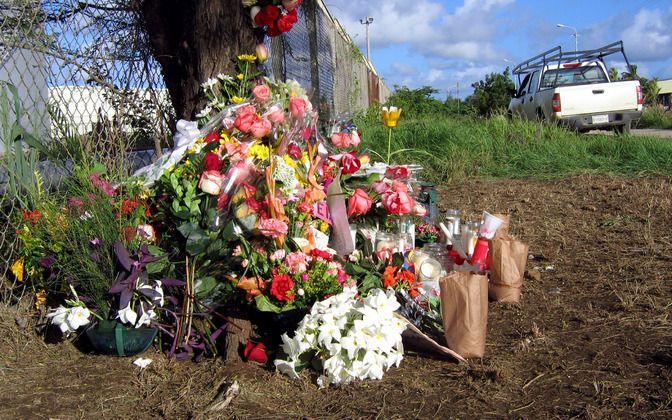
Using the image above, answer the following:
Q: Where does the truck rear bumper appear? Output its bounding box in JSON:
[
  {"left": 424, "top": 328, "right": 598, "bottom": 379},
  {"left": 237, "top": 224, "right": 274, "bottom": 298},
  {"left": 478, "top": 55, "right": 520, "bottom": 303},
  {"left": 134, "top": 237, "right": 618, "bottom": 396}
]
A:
[{"left": 557, "top": 111, "right": 642, "bottom": 131}]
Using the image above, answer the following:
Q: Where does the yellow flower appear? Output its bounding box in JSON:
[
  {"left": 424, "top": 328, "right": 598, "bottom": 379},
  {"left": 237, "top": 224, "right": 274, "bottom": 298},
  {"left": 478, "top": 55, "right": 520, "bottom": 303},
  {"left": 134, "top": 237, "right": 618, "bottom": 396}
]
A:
[
  {"left": 35, "top": 290, "right": 46, "bottom": 310},
  {"left": 11, "top": 258, "right": 24, "bottom": 282},
  {"left": 319, "top": 222, "right": 330, "bottom": 233},
  {"left": 231, "top": 96, "right": 245, "bottom": 104},
  {"left": 382, "top": 106, "right": 402, "bottom": 128},
  {"left": 237, "top": 54, "right": 257, "bottom": 63},
  {"left": 248, "top": 142, "right": 270, "bottom": 161},
  {"left": 236, "top": 73, "right": 244, "bottom": 81}
]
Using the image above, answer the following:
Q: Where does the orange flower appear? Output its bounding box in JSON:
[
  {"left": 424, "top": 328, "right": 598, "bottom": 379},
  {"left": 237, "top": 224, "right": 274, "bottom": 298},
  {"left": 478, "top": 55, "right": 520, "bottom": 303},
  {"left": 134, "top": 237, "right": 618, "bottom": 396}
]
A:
[
  {"left": 383, "top": 266, "right": 398, "bottom": 288},
  {"left": 235, "top": 276, "right": 267, "bottom": 301}
]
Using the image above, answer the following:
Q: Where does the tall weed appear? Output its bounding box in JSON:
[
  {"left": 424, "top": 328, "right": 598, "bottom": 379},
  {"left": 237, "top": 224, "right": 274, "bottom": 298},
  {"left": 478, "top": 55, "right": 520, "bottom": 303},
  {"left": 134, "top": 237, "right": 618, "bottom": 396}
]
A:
[{"left": 356, "top": 114, "right": 672, "bottom": 183}]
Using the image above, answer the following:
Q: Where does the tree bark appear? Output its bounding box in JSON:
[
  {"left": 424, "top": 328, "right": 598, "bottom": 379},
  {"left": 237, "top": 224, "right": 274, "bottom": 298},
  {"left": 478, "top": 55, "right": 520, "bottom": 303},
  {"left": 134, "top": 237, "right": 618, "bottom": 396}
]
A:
[{"left": 139, "top": 0, "right": 256, "bottom": 120}]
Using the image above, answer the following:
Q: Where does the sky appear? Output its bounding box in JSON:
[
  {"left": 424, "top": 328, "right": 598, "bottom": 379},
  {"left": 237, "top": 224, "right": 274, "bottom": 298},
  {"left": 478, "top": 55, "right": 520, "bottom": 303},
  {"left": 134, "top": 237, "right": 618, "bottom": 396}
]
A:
[{"left": 325, "top": 0, "right": 672, "bottom": 99}]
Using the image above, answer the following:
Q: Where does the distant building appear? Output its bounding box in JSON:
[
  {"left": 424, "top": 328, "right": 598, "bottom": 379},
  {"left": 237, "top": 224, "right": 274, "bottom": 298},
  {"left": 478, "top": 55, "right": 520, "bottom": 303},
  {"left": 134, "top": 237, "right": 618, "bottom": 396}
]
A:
[{"left": 657, "top": 79, "right": 672, "bottom": 108}]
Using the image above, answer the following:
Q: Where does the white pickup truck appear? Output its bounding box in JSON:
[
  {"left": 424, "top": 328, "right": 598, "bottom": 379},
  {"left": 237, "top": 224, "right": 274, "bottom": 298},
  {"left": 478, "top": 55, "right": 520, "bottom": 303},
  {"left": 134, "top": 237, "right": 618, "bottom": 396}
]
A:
[{"left": 508, "top": 41, "right": 642, "bottom": 133}]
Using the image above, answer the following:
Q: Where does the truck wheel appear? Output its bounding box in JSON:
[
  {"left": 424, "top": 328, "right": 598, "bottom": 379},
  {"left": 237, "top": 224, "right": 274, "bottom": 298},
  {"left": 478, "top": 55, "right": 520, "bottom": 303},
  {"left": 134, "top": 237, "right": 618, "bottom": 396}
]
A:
[{"left": 614, "top": 121, "right": 631, "bottom": 135}]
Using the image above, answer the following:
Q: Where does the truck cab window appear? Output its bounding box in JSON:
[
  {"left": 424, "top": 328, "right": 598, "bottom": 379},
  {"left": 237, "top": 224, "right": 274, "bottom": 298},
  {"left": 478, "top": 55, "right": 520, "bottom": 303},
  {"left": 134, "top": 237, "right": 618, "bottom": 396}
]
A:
[
  {"left": 528, "top": 71, "right": 540, "bottom": 94},
  {"left": 517, "top": 73, "right": 531, "bottom": 97}
]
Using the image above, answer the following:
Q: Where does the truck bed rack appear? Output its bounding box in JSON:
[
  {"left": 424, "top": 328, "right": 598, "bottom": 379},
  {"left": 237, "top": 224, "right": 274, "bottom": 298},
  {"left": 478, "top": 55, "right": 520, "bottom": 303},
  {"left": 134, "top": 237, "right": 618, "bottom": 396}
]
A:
[{"left": 512, "top": 40, "right": 634, "bottom": 77}]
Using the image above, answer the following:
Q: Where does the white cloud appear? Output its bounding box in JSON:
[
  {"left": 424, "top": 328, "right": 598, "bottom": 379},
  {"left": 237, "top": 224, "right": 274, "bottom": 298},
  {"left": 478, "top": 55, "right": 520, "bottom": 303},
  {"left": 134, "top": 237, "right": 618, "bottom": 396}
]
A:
[
  {"left": 327, "top": 0, "right": 513, "bottom": 61},
  {"left": 619, "top": 8, "right": 672, "bottom": 62}
]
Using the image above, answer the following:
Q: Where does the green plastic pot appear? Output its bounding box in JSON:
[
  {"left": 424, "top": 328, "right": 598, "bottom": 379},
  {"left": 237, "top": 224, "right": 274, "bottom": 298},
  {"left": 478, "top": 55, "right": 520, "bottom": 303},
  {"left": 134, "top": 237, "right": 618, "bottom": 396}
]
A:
[{"left": 85, "top": 320, "right": 157, "bottom": 357}]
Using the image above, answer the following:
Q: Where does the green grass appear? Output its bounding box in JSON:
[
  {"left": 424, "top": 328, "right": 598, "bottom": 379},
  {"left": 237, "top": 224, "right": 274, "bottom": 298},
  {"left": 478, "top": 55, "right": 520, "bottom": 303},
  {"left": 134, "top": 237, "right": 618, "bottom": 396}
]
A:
[{"left": 356, "top": 115, "right": 672, "bottom": 183}]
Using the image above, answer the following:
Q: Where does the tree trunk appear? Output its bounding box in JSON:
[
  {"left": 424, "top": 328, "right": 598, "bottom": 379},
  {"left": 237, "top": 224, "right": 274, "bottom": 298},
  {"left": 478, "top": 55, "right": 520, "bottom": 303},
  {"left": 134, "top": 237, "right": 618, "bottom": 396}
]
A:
[{"left": 139, "top": 0, "right": 256, "bottom": 120}]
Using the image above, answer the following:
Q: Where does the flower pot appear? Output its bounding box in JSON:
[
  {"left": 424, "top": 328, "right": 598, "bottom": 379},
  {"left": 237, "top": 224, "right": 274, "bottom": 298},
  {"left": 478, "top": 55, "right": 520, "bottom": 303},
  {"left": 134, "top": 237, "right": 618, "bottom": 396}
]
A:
[{"left": 85, "top": 320, "right": 157, "bottom": 357}]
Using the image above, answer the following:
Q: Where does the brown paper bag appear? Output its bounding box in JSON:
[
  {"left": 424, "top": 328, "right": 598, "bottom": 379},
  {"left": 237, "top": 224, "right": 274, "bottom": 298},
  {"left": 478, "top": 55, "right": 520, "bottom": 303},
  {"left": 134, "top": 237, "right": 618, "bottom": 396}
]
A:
[
  {"left": 492, "top": 213, "right": 510, "bottom": 238},
  {"left": 488, "top": 237, "right": 529, "bottom": 303},
  {"left": 440, "top": 272, "right": 489, "bottom": 358}
]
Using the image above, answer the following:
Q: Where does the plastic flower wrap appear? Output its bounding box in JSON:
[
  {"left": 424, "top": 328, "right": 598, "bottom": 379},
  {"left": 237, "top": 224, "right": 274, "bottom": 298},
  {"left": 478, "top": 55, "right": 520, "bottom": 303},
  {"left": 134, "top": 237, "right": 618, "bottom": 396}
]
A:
[{"left": 274, "top": 287, "right": 407, "bottom": 387}]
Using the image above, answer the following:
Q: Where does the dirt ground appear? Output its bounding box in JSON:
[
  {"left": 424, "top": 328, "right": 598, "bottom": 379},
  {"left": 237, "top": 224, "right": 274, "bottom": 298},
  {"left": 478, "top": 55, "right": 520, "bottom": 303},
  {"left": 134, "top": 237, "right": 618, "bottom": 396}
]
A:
[{"left": 1, "top": 175, "right": 671, "bottom": 419}]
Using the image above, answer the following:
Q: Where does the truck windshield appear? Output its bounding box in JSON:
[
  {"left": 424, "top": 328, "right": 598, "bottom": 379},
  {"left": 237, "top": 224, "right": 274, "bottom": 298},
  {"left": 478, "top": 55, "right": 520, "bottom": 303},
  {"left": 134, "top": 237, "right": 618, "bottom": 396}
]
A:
[{"left": 540, "top": 65, "right": 608, "bottom": 89}]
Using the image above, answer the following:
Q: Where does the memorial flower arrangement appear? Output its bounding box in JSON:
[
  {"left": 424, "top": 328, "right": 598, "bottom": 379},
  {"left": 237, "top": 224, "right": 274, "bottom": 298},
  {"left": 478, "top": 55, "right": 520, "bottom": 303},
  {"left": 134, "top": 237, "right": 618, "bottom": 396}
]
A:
[{"left": 12, "top": 48, "right": 436, "bottom": 382}]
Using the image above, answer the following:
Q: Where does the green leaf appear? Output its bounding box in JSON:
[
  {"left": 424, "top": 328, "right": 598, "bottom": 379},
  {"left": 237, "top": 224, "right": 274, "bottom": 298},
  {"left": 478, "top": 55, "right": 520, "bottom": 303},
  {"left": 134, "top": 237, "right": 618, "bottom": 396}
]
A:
[
  {"left": 254, "top": 295, "right": 296, "bottom": 313},
  {"left": 194, "top": 276, "right": 218, "bottom": 298},
  {"left": 177, "top": 222, "right": 210, "bottom": 255}
]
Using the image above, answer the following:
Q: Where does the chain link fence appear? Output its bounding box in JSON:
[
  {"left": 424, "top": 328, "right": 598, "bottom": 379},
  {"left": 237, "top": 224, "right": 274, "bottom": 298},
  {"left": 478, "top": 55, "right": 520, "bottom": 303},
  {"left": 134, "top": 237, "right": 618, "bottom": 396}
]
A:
[{"left": 0, "top": 0, "right": 389, "bottom": 296}]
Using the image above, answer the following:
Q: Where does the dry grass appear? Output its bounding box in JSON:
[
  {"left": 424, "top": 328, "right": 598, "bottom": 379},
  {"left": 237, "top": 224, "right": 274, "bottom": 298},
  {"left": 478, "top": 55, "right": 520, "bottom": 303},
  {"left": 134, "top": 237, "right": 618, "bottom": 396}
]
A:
[{"left": 1, "top": 175, "right": 672, "bottom": 418}]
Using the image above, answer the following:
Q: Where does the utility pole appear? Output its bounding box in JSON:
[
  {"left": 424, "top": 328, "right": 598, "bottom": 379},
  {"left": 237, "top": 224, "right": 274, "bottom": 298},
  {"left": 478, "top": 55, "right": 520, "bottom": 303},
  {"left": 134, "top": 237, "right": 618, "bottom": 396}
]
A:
[{"left": 359, "top": 17, "right": 373, "bottom": 62}]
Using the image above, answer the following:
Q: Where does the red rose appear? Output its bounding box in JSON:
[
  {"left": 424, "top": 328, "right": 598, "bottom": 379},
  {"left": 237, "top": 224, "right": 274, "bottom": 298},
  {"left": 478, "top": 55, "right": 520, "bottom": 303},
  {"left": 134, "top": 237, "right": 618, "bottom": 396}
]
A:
[
  {"left": 347, "top": 188, "right": 373, "bottom": 217},
  {"left": 277, "top": 9, "right": 298, "bottom": 33},
  {"left": 254, "top": 4, "right": 281, "bottom": 27},
  {"left": 204, "top": 152, "right": 222, "bottom": 171},
  {"left": 311, "top": 248, "right": 333, "bottom": 261},
  {"left": 340, "top": 152, "right": 361, "bottom": 175},
  {"left": 382, "top": 190, "right": 414, "bottom": 215},
  {"left": 270, "top": 274, "right": 295, "bottom": 301},
  {"left": 287, "top": 143, "right": 302, "bottom": 159},
  {"left": 203, "top": 131, "right": 220, "bottom": 143},
  {"left": 385, "top": 165, "right": 410, "bottom": 180},
  {"left": 266, "top": 22, "right": 281, "bottom": 37},
  {"left": 244, "top": 340, "right": 268, "bottom": 363}
]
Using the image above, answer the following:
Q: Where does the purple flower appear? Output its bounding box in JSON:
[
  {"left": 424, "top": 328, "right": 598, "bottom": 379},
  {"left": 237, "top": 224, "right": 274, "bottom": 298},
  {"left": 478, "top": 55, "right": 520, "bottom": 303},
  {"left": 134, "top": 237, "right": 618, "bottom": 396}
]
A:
[
  {"left": 89, "top": 237, "right": 101, "bottom": 247},
  {"left": 39, "top": 254, "right": 56, "bottom": 268},
  {"left": 90, "top": 252, "right": 100, "bottom": 263}
]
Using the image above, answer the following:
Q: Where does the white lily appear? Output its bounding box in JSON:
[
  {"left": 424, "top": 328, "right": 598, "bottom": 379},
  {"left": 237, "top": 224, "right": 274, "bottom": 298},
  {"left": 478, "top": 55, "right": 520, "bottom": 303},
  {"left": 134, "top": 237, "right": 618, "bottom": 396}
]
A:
[
  {"left": 274, "top": 359, "right": 300, "bottom": 380},
  {"left": 117, "top": 304, "right": 138, "bottom": 326},
  {"left": 133, "top": 357, "right": 153, "bottom": 369},
  {"left": 46, "top": 305, "right": 72, "bottom": 333},
  {"left": 66, "top": 306, "right": 91, "bottom": 330}
]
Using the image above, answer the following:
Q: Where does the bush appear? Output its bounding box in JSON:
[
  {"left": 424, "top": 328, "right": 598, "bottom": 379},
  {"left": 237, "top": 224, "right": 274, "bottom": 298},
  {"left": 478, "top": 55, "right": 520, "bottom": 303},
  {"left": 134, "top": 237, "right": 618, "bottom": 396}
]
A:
[{"left": 636, "top": 106, "right": 672, "bottom": 130}]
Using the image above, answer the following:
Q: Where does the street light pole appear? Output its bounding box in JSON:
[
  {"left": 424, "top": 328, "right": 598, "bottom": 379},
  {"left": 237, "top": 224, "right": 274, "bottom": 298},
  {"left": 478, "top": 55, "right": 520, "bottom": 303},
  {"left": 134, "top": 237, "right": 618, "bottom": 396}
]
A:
[
  {"left": 556, "top": 23, "right": 578, "bottom": 52},
  {"left": 359, "top": 17, "right": 374, "bottom": 62}
]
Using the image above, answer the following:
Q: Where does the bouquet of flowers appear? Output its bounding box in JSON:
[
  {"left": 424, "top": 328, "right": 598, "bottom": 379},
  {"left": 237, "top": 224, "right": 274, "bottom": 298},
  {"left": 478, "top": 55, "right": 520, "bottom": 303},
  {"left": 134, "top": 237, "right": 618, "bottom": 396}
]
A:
[{"left": 274, "top": 287, "right": 407, "bottom": 387}]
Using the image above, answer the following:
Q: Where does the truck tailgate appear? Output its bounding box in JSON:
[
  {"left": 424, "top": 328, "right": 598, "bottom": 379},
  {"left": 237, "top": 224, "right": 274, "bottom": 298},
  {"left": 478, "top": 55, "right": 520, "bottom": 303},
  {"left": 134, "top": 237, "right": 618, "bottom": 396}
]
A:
[{"left": 555, "top": 81, "right": 640, "bottom": 116}]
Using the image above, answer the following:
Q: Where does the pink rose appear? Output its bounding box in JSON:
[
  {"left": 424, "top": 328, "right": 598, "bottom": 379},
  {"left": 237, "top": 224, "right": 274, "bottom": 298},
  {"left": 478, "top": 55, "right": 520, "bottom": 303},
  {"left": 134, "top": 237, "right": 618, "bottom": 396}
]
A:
[
  {"left": 236, "top": 105, "right": 256, "bottom": 117},
  {"left": 390, "top": 181, "right": 408, "bottom": 193},
  {"left": 349, "top": 131, "right": 361, "bottom": 147},
  {"left": 235, "top": 113, "right": 256, "bottom": 133},
  {"left": 136, "top": 224, "right": 156, "bottom": 241},
  {"left": 372, "top": 180, "right": 391, "bottom": 195},
  {"left": 347, "top": 188, "right": 373, "bottom": 217},
  {"left": 331, "top": 132, "right": 350, "bottom": 148},
  {"left": 253, "top": 84, "right": 271, "bottom": 102},
  {"left": 257, "top": 218, "right": 288, "bottom": 238},
  {"left": 289, "top": 96, "right": 307, "bottom": 119},
  {"left": 265, "top": 104, "right": 285, "bottom": 124},
  {"left": 385, "top": 165, "right": 410, "bottom": 180},
  {"left": 382, "top": 190, "right": 414, "bottom": 215},
  {"left": 250, "top": 118, "right": 272, "bottom": 138},
  {"left": 340, "top": 152, "right": 361, "bottom": 175},
  {"left": 199, "top": 170, "right": 225, "bottom": 195}
]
